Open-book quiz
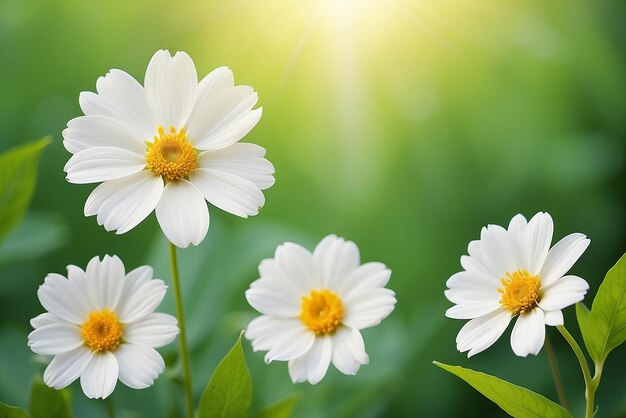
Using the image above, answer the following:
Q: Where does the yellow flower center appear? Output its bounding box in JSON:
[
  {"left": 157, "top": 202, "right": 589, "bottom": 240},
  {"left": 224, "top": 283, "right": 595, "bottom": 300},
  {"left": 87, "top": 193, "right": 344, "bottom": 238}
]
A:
[
  {"left": 300, "top": 289, "right": 344, "bottom": 335},
  {"left": 146, "top": 126, "right": 197, "bottom": 181},
  {"left": 498, "top": 270, "right": 542, "bottom": 315},
  {"left": 81, "top": 309, "right": 123, "bottom": 352}
]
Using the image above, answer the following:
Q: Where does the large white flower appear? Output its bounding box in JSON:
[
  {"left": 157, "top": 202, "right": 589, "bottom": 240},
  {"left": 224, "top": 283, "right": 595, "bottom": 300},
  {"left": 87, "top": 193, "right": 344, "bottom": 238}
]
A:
[
  {"left": 28, "top": 255, "right": 179, "bottom": 399},
  {"left": 63, "top": 50, "right": 275, "bottom": 248},
  {"left": 245, "top": 235, "right": 396, "bottom": 384},
  {"left": 445, "top": 212, "right": 590, "bottom": 357}
]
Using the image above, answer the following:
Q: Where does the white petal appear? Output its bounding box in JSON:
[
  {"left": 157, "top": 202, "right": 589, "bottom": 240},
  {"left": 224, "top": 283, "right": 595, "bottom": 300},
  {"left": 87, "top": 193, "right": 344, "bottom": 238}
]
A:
[
  {"left": 64, "top": 146, "right": 145, "bottom": 184},
  {"left": 124, "top": 313, "right": 179, "bottom": 348},
  {"left": 444, "top": 271, "right": 501, "bottom": 305},
  {"left": 80, "top": 352, "right": 119, "bottom": 399},
  {"left": 343, "top": 288, "right": 396, "bottom": 329},
  {"left": 538, "top": 275, "right": 589, "bottom": 311},
  {"left": 287, "top": 336, "right": 332, "bottom": 385},
  {"left": 37, "top": 273, "right": 91, "bottom": 324},
  {"left": 274, "top": 242, "right": 318, "bottom": 293},
  {"left": 115, "top": 344, "right": 165, "bottom": 389},
  {"left": 155, "top": 180, "right": 209, "bottom": 248},
  {"left": 264, "top": 327, "right": 315, "bottom": 364},
  {"left": 30, "top": 313, "right": 63, "bottom": 329},
  {"left": 85, "top": 255, "right": 126, "bottom": 310},
  {"left": 197, "top": 143, "right": 275, "bottom": 190},
  {"left": 79, "top": 69, "right": 157, "bottom": 138},
  {"left": 330, "top": 327, "right": 369, "bottom": 376},
  {"left": 525, "top": 212, "right": 553, "bottom": 275},
  {"left": 190, "top": 168, "right": 264, "bottom": 218},
  {"left": 145, "top": 50, "right": 197, "bottom": 129},
  {"left": 337, "top": 262, "right": 391, "bottom": 300},
  {"left": 85, "top": 171, "right": 164, "bottom": 234},
  {"left": 544, "top": 310, "right": 564, "bottom": 326},
  {"left": 44, "top": 347, "right": 94, "bottom": 389},
  {"left": 246, "top": 316, "right": 305, "bottom": 352},
  {"left": 540, "top": 233, "right": 590, "bottom": 286},
  {"left": 245, "top": 278, "right": 301, "bottom": 318},
  {"left": 187, "top": 83, "right": 261, "bottom": 151},
  {"left": 479, "top": 224, "right": 519, "bottom": 277},
  {"left": 117, "top": 268, "right": 167, "bottom": 323},
  {"left": 28, "top": 323, "right": 83, "bottom": 355},
  {"left": 445, "top": 300, "right": 502, "bottom": 320},
  {"left": 63, "top": 115, "right": 146, "bottom": 155},
  {"left": 312, "top": 235, "right": 360, "bottom": 289},
  {"left": 510, "top": 308, "right": 546, "bottom": 357},
  {"left": 508, "top": 214, "right": 529, "bottom": 268},
  {"left": 258, "top": 258, "right": 278, "bottom": 277},
  {"left": 456, "top": 308, "right": 512, "bottom": 357}
]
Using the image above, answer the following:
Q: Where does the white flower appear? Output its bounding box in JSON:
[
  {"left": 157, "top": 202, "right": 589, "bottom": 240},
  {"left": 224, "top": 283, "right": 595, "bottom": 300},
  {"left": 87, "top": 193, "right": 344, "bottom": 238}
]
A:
[
  {"left": 28, "top": 255, "right": 179, "bottom": 399},
  {"left": 445, "top": 212, "right": 590, "bottom": 357},
  {"left": 245, "top": 235, "right": 396, "bottom": 384},
  {"left": 63, "top": 50, "right": 275, "bottom": 248}
]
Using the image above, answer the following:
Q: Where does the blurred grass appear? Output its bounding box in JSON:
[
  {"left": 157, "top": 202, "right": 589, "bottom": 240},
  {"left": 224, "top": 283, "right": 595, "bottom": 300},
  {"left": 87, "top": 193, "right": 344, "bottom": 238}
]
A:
[{"left": 0, "top": 0, "right": 625, "bottom": 416}]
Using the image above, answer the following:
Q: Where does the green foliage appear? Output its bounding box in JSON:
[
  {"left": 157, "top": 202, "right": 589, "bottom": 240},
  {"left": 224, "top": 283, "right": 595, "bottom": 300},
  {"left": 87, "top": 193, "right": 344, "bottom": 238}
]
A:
[
  {"left": 575, "top": 303, "right": 593, "bottom": 360},
  {"left": 256, "top": 394, "right": 300, "bottom": 418},
  {"left": 581, "top": 253, "right": 626, "bottom": 364},
  {"left": 434, "top": 362, "right": 572, "bottom": 418},
  {"left": 198, "top": 332, "right": 252, "bottom": 418},
  {"left": 0, "top": 138, "right": 50, "bottom": 241},
  {"left": 0, "top": 402, "right": 29, "bottom": 418},
  {"left": 29, "top": 380, "right": 72, "bottom": 418}
]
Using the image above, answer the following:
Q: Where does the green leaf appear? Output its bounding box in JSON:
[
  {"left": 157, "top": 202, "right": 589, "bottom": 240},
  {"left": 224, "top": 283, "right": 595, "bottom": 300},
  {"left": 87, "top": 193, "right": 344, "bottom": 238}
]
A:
[
  {"left": 256, "top": 394, "right": 300, "bottom": 418},
  {"left": 198, "top": 332, "right": 252, "bottom": 418},
  {"left": 434, "top": 362, "right": 572, "bottom": 418},
  {"left": 0, "top": 138, "right": 51, "bottom": 241},
  {"left": 0, "top": 402, "right": 29, "bottom": 418},
  {"left": 575, "top": 303, "right": 593, "bottom": 358},
  {"left": 29, "top": 379, "right": 73, "bottom": 418},
  {"left": 584, "top": 253, "right": 626, "bottom": 363}
]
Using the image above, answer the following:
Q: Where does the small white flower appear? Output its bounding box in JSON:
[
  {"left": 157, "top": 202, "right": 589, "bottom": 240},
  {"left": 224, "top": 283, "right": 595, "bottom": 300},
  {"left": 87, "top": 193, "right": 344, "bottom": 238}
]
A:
[
  {"left": 445, "top": 212, "right": 590, "bottom": 357},
  {"left": 245, "top": 235, "right": 396, "bottom": 384},
  {"left": 28, "top": 255, "right": 179, "bottom": 399},
  {"left": 63, "top": 50, "right": 275, "bottom": 248}
]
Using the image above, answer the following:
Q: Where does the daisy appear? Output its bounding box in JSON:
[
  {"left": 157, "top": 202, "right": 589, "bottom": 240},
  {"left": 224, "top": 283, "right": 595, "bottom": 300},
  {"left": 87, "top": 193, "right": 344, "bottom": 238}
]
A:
[
  {"left": 445, "top": 212, "right": 590, "bottom": 357},
  {"left": 63, "top": 50, "right": 275, "bottom": 248},
  {"left": 245, "top": 235, "right": 397, "bottom": 384},
  {"left": 28, "top": 255, "right": 179, "bottom": 399}
]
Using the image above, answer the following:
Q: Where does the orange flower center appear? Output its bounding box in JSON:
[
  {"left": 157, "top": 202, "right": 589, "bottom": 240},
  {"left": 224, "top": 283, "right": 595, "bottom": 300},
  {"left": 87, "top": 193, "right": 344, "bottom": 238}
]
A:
[
  {"left": 498, "top": 270, "right": 542, "bottom": 315},
  {"left": 81, "top": 309, "right": 123, "bottom": 352},
  {"left": 300, "top": 289, "right": 344, "bottom": 335},
  {"left": 146, "top": 125, "right": 197, "bottom": 181}
]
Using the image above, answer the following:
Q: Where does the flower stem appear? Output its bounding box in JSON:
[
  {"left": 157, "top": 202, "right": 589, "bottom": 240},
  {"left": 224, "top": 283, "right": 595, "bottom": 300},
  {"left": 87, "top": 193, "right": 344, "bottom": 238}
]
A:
[
  {"left": 105, "top": 397, "right": 115, "bottom": 418},
  {"left": 169, "top": 242, "right": 194, "bottom": 418},
  {"left": 557, "top": 325, "right": 595, "bottom": 418},
  {"left": 544, "top": 334, "right": 570, "bottom": 411}
]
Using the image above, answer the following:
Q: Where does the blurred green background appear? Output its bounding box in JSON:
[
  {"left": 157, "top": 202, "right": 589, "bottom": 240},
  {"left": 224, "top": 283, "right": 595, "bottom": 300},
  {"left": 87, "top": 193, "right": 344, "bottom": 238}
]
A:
[{"left": 1, "top": 0, "right": 625, "bottom": 416}]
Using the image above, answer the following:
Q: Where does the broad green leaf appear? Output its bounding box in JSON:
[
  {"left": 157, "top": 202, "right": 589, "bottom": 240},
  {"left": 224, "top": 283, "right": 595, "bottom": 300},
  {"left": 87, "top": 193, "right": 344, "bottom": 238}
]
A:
[
  {"left": 198, "top": 332, "right": 252, "bottom": 418},
  {"left": 256, "top": 394, "right": 300, "bottom": 418},
  {"left": 29, "top": 379, "right": 73, "bottom": 418},
  {"left": 0, "top": 402, "right": 29, "bottom": 418},
  {"left": 0, "top": 138, "right": 51, "bottom": 241},
  {"left": 575, "top": 303, "right": 593, "bottom": 359},
  {"left": 585, "top": 253, "right": 626, "bottom": 363},
  {"left": 434, "top": 362, "right": 572, "bottom": 418}
]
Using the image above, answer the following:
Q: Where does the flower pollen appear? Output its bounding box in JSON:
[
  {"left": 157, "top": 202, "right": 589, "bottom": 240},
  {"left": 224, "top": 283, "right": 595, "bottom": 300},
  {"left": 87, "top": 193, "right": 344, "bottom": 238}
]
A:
[
  {"left": 81, "top": 309, "right": 123, "bottom": 352},
  {"left": 300, "top": 289, "right": 344, "bottom": 335},
  {"left": 498, "top": 270, "right": 541, "bottom": 315},
  {"left": 146, "top": 125, "right": 197, "bottom": 181}
]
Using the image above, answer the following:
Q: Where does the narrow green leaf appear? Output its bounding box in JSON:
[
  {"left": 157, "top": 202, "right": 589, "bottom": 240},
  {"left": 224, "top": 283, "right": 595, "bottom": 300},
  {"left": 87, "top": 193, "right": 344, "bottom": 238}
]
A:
[
  {"left": 0, "top": 402, "right": 29, "bottom": 418},
  {"left": 0, "top": 138, "right": 51, "bottom": 241},
  {"left": 434, "top": 362, "right": 572, "bottom": 418},
  {"left": 585, "top": 253, "right": 626, "bottom": 363},
  {"left": 256, "top": 394, "right": 300, "bottom": 418},
  {"left": 29, "top": 379, "right": 73, "bottom": 418},
  {"left": 575, "top": 303, "right": 593, "bottom": 360},
  {"left": 198, "top": 332, "right": 252, "bottom": 418}
]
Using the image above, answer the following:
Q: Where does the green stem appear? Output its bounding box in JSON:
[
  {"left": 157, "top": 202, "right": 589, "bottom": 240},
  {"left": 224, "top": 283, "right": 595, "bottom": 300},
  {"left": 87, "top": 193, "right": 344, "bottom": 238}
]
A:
[
  {"left": 557, "top": 325, "right": 595, "bottom": 418},
  {"left": 544, "top": 334, "right": 570, "bottom": 411},
  {"left": 169, "top": 242, "right": 194, "bottom": 418},
  {"left": 105, "top": 397, "right": 115, "bottom": 418}
]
